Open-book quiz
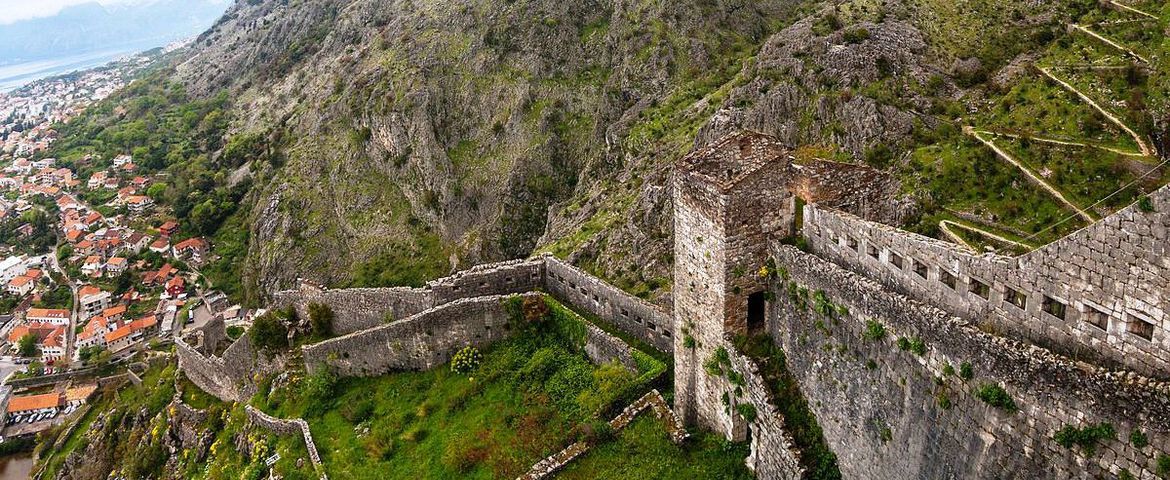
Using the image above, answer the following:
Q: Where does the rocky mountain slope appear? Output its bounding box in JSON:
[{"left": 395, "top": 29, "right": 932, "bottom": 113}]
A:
[{"left": 51, "top": 0, "right": 1167, "bottom": 306}]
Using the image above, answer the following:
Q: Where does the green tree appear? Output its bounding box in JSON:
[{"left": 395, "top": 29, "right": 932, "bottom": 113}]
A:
[
  {"left": 249, "top": 311, "right": 288, "bottom": 352},
  {"left": 308, "top": 303, "right": 334, "bottom": 338},
  {"left": 17, "top": 334, "right": 38, "bottom": 357}
]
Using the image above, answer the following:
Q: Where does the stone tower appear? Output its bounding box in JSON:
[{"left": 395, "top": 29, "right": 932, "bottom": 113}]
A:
[{"left": 672, "top": 131, "right": 796, "bottom": 437}]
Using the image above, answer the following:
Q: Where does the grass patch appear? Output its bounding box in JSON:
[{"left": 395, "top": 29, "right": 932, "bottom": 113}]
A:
[
  {"left": 555, "top": 414, "right": 753, "bottom": 479},
  {"left": 256, "top": 295, "right": 667, "bottom": 479}
]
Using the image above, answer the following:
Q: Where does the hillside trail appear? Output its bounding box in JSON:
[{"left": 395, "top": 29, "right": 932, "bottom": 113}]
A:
[{"left": 964, "top": 126, "right": 1098, "bottom": 223}]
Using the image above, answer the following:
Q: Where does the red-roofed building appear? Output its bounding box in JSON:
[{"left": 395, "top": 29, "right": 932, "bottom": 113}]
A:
[
  {"left": 173, "top": 237, "right": 209, "bottom": 264},
  {"left": 78, "top": 286, "right": 110, "bottom": 319},
  {"left": 25, "top": 308, "right": 70, "bottom": 325},
  {"left": 106, "top": 315, "right": 158, "bottom": 352},
  {"left": 105, "top": 257, "right": 128, "bottom": 277},
  {"left": 165, "top": 276, "right": 186, "bottom": 299},
  {"left": 7, "top": 392, "right": 63, "bottom": 414},
  {"left": 158, "top": 221, "right": 179, "bottom": 237},
  {"left": 6, "top": 275, "right": 34, "bottom": 296}
]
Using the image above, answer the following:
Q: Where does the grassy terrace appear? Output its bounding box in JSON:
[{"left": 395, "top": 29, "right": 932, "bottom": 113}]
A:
[
  {"left": 242, "top": 295, "right": 761, "bottom": 479},
  {"left": 556, "top": 414, "right": 754, "bottom": 479}
]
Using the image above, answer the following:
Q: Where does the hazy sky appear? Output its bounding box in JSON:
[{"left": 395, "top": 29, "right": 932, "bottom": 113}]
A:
[{"left": 0, "top": 0, "right": 227, "bottom": 25}]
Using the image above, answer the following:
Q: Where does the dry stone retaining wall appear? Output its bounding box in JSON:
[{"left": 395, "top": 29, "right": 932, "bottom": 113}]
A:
[
  {"left": 801, "top": 185, "right": 1170, "bottom": 378},
  {"left": 767, "top": 244, "right": 1170, "bottom": 479},
  {"left": 244, "top": 406, "right": 326, "bottom": 479}
]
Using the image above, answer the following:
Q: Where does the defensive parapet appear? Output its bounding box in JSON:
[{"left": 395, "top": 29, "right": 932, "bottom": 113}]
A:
[{"left": 801, "top": 183, "right": 1170, "bottom": 378}]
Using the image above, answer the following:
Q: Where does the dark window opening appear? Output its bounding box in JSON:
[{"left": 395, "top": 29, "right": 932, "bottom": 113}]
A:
[
  {"left": 940, "top": 270, "right": 957, "bottom": 290},
  {"left": 1128, "top": 313, "right": 1155, "bottom": 341},
  {"left": 968, "top": 278, "right": 989, "bottom": 299},
  {"left": 1083, "top": 305, "right": 1109, "bottom": 331},
  {"left": 888, "top": 252, "right": 904, "bottom": 269},
  {"left": 748, "top": 291, "right": 767, "bottom": 333},
  {"left": 1042, "top": 295, "right": 1066, "bottom": 320},
  {"left": 1004, "top": 287, "right": 1026, "bottom": 310},
  {"left": 846, "top": 236, "right": 858, "bottom": 251},
  {"left": 866, "top": 243, "right": 880, "bottom": 260},
  {"left": 912, "top": 260, "right": 928, "bottom": 279}
]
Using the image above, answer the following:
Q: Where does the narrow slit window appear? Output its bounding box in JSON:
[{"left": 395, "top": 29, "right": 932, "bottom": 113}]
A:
[
  {"left": 968, "top": 278, "right": 989, "bottom": 299},
  {"left": 1041, "top": 295, "right": 1066, "bottom": 320},
  {"left": 912, "top": 260, "right": 928, "bottom": 279},
  {"left": 1004, "top": 287, "right": 1026, "bottom": 310},
  {"left": 888, "top": 252, "right": 904, "bottom": 269},
  {"left": 1082, "top": 305, "right": 1109, "bottom": 331},
  {"left": 1127, "top": 313, "right": 1155, "bottom": 341},
  {"left": 939, "top": 270, "right": 957, "bottom": 290}
]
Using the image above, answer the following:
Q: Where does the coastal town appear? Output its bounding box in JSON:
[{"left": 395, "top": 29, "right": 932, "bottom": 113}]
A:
[{"left": 0, "top": 62, "right": 260, "bottom": 442}]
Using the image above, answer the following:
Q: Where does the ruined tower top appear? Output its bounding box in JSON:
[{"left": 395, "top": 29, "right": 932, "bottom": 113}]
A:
[{"left": 676, "top": 131, "right": 792, "bottom": 193}]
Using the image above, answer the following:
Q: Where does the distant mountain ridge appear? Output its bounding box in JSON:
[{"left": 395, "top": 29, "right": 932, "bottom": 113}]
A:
[{"left": 0, "top": 0, "right": 230, "bottom": 65}]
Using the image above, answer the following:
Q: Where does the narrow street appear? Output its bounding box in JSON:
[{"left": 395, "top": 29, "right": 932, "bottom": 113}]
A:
[{"left": 49, "top": 244, "right": 79, "bottom": 363}]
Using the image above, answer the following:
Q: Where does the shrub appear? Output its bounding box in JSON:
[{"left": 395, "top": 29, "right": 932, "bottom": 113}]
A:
[
  {"left": 248, "top": 311, "right": 288, "bottom": 352},
  {"left": 683, "top": 334, "right": 696, "bottom": 349},
  {"left": 308, "top": 303, "right": 335, "bottom": 338},
  {"left": 1138, "top": 196, "right": 1155, "bottom": 213},
  {"left": 363, "top": 424, "right": 395, "bottom": 460},
  {"left": 1157, "top": 454, "right": 1170, "bottom": 477},
  {"left": 863, "top": 320, "right": 886, "bottom": 341},
  {"left": 1130, "top": 429, "right": 1148, "bottom": 449},
  {"left": 574, "top": 419, "right": 615, "bottom": 445},
  {"left": 908, "top": 338, "right": 926, "bottom": 356},
  {"left": 451, "top": 346, "right": 482, "bottom": 375},
  {"left": 300, "top": 369, "right": 337, "bottom": 416},
  {"left": 975, "top": 384, "right": 1017, "bottom": 413},
  {"left": 959, "top": 362, "right": 974, "bottom": 380},
  {"left": 341, "top": 399, "right": 375, "bottom": 424},
  {"left": 735, "top": 403, "right": 758, "bottom": 422},
  {"left": 936, "top": 392, "right": 952, "bottom": 410},
  {"left": 942, "top": 364, "right": 955, "bottom": 377},
  {"left": 842, "top": 28, "right": 870, "bottom": 44},
  {"left": 576, "top": 360, "right": 635, "bottom": 415},
  {"left": 17, "top": 333, "right": 37, "bottom": 357},
  {"left": 1053, "top": 423, "right": 1115, "bottom": 455},
  {"left": 896, "top": 337, "right": 910, "bottom": 351}
]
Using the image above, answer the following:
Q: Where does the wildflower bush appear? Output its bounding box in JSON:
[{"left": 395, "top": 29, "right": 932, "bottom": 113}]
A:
[{"left": 450, "top": 346, "right": 482, "bottom": 375}]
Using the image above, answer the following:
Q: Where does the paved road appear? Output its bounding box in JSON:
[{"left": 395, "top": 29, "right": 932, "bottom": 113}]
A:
[
  {"left": 0, "top": 359, "right": 27, "bottom": 386},
  {"left": 49, "top": 245, "right": 79, "bottom": 363}
]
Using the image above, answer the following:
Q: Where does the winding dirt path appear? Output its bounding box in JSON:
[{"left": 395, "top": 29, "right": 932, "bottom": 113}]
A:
[
  {"left": 940, "top": 220, "right": 1037, "bottom": 252},
  {"left": 1069, "top": 24, "right": 1149, "bottom": 64},
  {"left": 1107, "top": 0, "right": 1158, "bottom": 20},
  {"left": 1037, "top": 66, "right": 1156, "bottom": 156},
  {"left": 974, "top": 129, "right": 1151, "bottom": 158},
  {"left": 965, "top": 127, "right": 1098, "bottom": 222}
]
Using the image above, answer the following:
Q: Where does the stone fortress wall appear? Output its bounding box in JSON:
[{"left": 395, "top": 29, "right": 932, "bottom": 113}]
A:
[
  {"left": 767, "top": 244, "right": 1170, "bottom": 479},
  {"left": 180, "top": 255, "right": 672, "bottom": 401},
  {"left": 800, "top": 183, "right": 1170, "bottom": 378}
]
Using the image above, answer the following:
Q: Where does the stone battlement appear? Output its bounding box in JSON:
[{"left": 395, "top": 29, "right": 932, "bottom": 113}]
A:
[{"left": 801, "top": 183, "right": 1170, "bottom": 378}]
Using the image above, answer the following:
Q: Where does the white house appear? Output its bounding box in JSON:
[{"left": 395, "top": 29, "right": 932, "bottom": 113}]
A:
[{"left": 0, "top": 256, "right": 27, "bottom": 284}]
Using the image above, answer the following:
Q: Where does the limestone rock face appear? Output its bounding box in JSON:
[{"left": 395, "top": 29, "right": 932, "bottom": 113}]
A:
[{"left": 156, "top": 0, "right": 1070, "bottom": 302}]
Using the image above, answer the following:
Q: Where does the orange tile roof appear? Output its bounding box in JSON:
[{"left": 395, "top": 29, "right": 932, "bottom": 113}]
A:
[
  {"left": 8, "top": 276, "right": 32, "bottom": 287},
  {"left": 25, "top": 308, "right": 69, "bottom": 320},
  {"left": 78, "top": 285, "right": 103, "bottom": 298},
  {"left": 7, "top": 393, "right": 62, "bottom": 413},
  {"left": 106, "top": 315, "right": 156, "bottom": 343}
]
